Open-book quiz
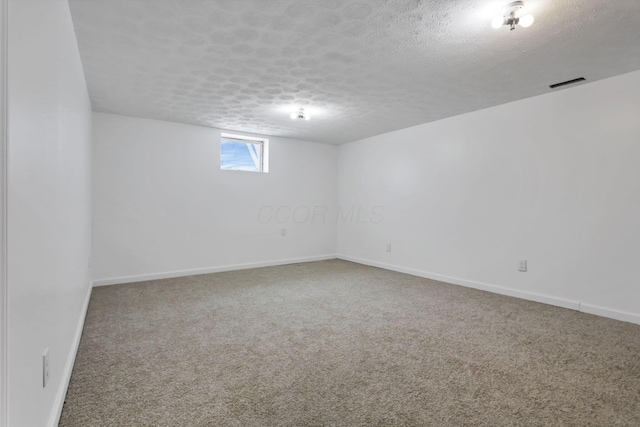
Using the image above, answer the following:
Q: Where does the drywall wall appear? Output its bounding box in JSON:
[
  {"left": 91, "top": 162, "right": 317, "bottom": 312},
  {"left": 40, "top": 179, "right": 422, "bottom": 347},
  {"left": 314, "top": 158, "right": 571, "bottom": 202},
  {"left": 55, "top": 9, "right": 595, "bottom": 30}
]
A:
[
  {"left": 7, "top": 0, "right": 92, "bottom": 426},
  {"left": 338, "top": 70, "right": 640, "bottom": 324},
  {"left": 0, "top": 1, "right": 7, "bottom": 426},
  {"left": 92, "top": 113, "right": 338, "bottom": 283}
]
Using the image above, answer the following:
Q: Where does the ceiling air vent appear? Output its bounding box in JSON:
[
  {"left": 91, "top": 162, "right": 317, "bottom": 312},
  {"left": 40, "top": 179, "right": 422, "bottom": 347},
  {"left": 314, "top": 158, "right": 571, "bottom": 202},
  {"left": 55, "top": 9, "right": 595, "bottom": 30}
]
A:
[{"left": 549, "top": 77, "right": 586, "bottom": 89}]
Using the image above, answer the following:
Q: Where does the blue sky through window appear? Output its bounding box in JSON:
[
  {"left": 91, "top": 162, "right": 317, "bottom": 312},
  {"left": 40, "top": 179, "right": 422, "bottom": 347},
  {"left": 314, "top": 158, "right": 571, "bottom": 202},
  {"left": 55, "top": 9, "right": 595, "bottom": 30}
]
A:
[{"left": 221, "top": 139, "right": 262, "bottom": 172}]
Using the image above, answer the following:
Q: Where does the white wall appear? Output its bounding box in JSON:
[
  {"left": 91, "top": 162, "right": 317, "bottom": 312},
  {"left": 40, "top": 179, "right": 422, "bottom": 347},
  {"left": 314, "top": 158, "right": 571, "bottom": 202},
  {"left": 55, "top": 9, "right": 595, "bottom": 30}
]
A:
[
  {"left": 0, "top": 1, "right": 7, "bottom": 426},
  {"left": 7, "top": 0, "right": 92, "bottom": 426},
  {"left": 92, "top": 113, "right": 337, "bottom": 284},
  {"left": 338, "top": 70, "right": 640, "bottom": 324}
]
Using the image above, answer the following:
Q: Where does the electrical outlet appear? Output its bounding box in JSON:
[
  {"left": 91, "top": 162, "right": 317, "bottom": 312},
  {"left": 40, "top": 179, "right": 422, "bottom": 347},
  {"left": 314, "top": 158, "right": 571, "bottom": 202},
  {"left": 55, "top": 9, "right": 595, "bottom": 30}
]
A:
[
  {"left": 43, "top": 348, "right": 50, "bottom": 388},
  {"left": 386, "top": 243, "right": 392, "bottom": 252},
  {"left": 281, "top": 228, "right": 286, "bottom": 237},
  {"left": 518, "top": 259, "right": 527, "bottom": 272}
]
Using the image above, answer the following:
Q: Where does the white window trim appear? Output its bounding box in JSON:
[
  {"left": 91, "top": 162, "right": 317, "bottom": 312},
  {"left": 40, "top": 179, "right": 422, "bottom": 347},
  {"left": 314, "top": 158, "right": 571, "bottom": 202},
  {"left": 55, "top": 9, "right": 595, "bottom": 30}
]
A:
[{"left": 220, "top": 132, "right": 269, "bottom": 173}]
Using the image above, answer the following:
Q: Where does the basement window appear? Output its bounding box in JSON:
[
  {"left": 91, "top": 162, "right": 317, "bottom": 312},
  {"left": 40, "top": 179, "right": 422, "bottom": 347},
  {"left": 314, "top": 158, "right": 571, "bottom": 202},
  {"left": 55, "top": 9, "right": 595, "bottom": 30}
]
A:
[{"left": 220, "top": 133, "right": 269, "bottom": 173}]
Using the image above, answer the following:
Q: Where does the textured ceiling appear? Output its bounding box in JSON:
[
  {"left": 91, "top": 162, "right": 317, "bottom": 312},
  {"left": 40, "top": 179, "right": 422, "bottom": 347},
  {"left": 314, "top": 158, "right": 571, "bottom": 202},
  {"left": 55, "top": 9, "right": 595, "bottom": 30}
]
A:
[{"left": 69, "top": 0, "right": 640, "bottom": 144}]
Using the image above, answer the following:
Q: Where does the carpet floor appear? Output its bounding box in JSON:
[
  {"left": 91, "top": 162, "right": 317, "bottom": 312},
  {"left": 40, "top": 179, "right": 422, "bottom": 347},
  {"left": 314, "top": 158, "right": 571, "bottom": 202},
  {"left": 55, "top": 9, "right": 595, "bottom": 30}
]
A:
[{"left": 59, "top": 260, "right": 640, "bottom": 426}]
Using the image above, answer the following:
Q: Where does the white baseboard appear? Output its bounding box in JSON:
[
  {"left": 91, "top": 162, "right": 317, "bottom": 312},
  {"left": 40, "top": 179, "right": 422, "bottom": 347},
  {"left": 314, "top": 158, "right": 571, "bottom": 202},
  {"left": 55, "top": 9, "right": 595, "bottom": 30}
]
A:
[
  {"left": 92, "top": 254, "right": 640, "bottom": 325},
  {"left": 92, "top": 254, "right": 338, "bottom": 287},
  {"left": 579, "top": 303, "right": 640, "bottom": 325},
  {"left": 337, "top": 255, "right": 580, "bottom": 310},
  {"left": 337, "top": 255, "right": 640, "bottom": 326},
  {"left": 48, "top": 283, "right": 92, "bottom": 427}
]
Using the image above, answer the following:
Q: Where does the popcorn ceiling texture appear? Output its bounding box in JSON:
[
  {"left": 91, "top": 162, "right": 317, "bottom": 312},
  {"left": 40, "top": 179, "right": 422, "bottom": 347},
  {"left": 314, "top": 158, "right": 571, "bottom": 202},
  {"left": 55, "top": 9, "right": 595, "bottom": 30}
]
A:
[{"left": 68, "top": 0, "right": 640, "bottom": 144}]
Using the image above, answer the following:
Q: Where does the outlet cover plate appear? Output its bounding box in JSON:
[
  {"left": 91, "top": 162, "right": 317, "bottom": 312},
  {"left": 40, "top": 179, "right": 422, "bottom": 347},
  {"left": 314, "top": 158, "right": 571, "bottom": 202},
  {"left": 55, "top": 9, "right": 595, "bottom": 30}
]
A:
[
  {"left": 43, "top": 348, "right": 50, "bottom": 388},
  {"left": 518, "top": 260, "right": 527, "bottom": 272}
]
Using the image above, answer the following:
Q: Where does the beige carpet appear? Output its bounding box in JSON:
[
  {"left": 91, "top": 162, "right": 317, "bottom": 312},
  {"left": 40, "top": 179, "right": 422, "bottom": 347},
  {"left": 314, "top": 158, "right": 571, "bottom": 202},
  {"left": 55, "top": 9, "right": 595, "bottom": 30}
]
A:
[{"left": 59, "top": 260, "right": 640, "bottom": 426}]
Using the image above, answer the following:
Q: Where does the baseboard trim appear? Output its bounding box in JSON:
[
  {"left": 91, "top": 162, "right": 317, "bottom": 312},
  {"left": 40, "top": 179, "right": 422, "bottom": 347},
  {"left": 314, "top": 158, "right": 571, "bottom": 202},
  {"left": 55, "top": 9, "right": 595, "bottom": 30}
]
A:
[
  {"left": 338, "top": 255, "right": 640, "bottom": 325},
  {"left": 338, "top": 255, "right": 582, "bottom": 311},
  {"left": 92, "top": 254, "right": 338, "bottom": 287},
  {"left": 48, "top": 284, "right": 92, "bottom": 427},
  {"left": 579, "top": 303, "right": 640, "bottom": 325}
]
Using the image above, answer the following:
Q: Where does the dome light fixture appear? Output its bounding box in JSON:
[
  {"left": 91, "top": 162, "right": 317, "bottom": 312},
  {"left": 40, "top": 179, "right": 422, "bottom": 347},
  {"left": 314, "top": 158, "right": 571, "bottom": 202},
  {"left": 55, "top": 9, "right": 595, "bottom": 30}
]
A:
[
  {"left": 290, "top": 108, "right": 310, "bottom": 121},
  {"left": 492, "top": 1, "right": 534, "bottom": 31}
]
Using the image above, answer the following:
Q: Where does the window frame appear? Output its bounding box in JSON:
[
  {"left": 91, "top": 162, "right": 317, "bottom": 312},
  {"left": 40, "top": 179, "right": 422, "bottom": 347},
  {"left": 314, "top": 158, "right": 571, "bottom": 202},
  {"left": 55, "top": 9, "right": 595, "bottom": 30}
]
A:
[{"left": 220, "top": 133, "right": 269, "bottom": 174}]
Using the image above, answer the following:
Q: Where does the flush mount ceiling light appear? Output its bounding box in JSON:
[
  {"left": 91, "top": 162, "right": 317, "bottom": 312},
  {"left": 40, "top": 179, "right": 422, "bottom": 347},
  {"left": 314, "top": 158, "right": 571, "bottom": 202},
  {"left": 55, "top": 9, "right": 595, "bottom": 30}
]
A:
[
  {"left": 491, "top": 1, "right": 534, "bottom": 31},
  {"left": 290, "top": 108, "right": 310, "bottom": 121}
]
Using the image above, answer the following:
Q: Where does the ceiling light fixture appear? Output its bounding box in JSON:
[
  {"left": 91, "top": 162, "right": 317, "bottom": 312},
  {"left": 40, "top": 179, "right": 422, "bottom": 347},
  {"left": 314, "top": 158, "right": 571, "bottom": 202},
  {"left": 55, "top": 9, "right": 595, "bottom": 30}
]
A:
[
  {"left": 492, "top": 1, "right": 534, "bottom": 31},
  {"left": 290, "top": 108, "right": 310, "bottom": 121}
]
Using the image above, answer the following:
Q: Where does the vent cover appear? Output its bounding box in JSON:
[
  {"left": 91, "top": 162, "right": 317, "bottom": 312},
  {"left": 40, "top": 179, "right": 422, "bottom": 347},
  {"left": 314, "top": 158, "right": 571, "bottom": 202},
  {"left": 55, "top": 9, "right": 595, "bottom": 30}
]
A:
[{"left": 550, "top": 77, "right": 586, "bottom": 89}]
